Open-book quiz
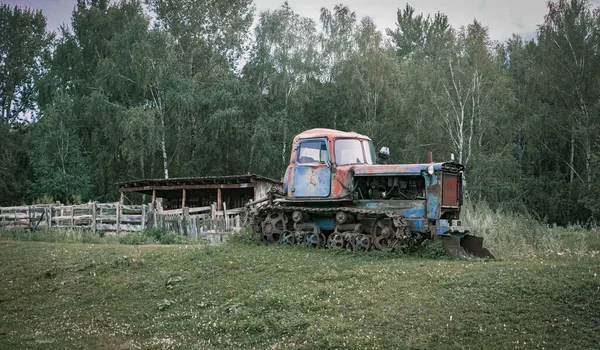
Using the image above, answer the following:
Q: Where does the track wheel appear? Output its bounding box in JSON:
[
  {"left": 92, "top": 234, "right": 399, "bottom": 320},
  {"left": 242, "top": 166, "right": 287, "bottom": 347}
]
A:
[
  {"left": 352, "top": 234, "right": 371, "bottom": 252},
  {"left": 327, "top": 232, "right": 345, "bottom": 249},
  {"left": 371, "top": 218, "right": 395, "bottom": 251},
  {"left": 279, "top": 230, "right": 295, "bottom": 246},
  {"left": 304, "top": 232, "right": 326, "bottom": 248}
]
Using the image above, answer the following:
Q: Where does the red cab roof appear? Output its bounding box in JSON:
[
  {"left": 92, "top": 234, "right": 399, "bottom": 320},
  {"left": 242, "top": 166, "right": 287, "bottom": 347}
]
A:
[{"left": 293, "top": 128, "right": 371, "bottom": 142}]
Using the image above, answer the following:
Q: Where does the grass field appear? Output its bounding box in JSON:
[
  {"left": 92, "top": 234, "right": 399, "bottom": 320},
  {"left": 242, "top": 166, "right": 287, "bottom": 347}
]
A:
[{"left": 0, "top": 230, "right": 599, "bottom": 349}]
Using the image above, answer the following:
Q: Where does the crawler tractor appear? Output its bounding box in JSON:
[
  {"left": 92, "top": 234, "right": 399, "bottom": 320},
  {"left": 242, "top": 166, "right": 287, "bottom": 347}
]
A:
[{"left": 252, "top": 128, "right": 492, "bottom": 258}]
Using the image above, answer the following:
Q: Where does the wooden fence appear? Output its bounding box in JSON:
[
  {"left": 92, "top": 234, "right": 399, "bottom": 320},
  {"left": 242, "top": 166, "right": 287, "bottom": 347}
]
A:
[{"left": 0, "top": 202, "right": 245, "bottom": 240}]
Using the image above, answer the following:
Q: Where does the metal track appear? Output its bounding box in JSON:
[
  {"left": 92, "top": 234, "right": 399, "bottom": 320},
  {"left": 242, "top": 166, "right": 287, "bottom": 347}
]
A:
[{"left": 256, "top": 204, "right": 408, "bottom": 228}]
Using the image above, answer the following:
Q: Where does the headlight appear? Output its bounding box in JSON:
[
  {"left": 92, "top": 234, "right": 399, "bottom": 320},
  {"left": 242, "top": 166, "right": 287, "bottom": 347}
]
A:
[{"left": 427, "top": 165, "right": 434, "bottom": 175}]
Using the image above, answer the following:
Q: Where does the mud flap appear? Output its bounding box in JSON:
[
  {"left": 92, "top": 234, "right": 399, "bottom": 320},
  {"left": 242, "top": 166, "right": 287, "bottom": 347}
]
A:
[{"left": 439, "top": 235, "right": 494, "bottom": 258}]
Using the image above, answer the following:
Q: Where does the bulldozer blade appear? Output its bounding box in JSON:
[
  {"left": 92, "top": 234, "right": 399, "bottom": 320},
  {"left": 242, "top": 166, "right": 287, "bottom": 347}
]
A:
[{"left": 440, "top": 235, "right": 494, "bottom": 258}]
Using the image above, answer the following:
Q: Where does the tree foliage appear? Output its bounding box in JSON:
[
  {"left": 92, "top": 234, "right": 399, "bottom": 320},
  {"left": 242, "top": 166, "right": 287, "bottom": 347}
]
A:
[{"left": 3, "top": 0, "right": 600, "bottom": 226}]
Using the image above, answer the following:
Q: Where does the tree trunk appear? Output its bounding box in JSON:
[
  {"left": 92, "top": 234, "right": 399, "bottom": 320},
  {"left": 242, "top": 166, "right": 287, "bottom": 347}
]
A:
[
  {"left": 160, "top": 110, "right": 169, "bottom": 179},
  {"left": 569, "top": 126, "right": 575, "bottom": 183}
]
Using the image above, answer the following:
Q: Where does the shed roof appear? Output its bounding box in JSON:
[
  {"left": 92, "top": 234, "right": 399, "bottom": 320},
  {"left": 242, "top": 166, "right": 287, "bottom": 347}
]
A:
[{"left": 118, "top": 174, "right": 281, "bottom": 192}]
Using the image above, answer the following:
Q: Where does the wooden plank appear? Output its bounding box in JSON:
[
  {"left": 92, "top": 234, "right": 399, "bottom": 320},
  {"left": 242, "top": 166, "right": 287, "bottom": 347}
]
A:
[
  {"left": 223, "top": 202, "right": 228, "bottom": 230},
  {"left": 92, "top": 202, "right": 97, "bottom": 234},
  {"left": 141, "top": 204, "right": 146, "bottom": 231},
  {"left": 0, "top": 205, "right": 29, "bottom": 211},
  {"left": 116, "top": 203, "right": 121, "bottom": 235},
  {"left": 96, "top": 202, "right": 120, "bottom": 209},
  {"left": 95, "top": 223, "right": 143, "bottom": 232},
  {"left": 0, "top": 213, "right": 28, "bottom": 220},
  {"left": 71, "top": 204, "right": 92, "bottom": 210},
  {"left": 161, "top": 206, "right": 211, "bottom": 215},
  {"left": 225, "top": 208, "right": 244, "bottom": 215},
  {"left": 121, "top": 205, "right": 144, "bottom": 211},
  {"left": 96, "top": 214, "right": 143, "bottom": 223}
]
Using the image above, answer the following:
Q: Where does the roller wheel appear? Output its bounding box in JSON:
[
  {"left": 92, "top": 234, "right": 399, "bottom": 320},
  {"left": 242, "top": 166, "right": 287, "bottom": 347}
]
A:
[
  {"left": 352, "top": 234, "right": 371, "bottom": 252},
  {"left": 279, "top": 230, "right": 295, "bottom": 246},
  {"left": 327, "top": 232, "right": 345, "bottom": 249}
]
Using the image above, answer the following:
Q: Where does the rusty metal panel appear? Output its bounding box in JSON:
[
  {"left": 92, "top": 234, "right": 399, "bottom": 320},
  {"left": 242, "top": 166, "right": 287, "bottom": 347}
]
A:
[
  {"left": 442, "top": 173, "right": 459, "bottom": 207},
  {"left": 292, "top": 165, "right": 331, "bottom": 197}
]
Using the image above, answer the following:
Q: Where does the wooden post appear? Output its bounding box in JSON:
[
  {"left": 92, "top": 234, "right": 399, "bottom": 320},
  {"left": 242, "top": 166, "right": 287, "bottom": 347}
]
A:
[
  {"left": 141, "top": 204, "right": 146, "bottom": 231},
  {"left": 223, "top": 202, "right": 228, "bottom": 230},
  {"left": 152, "top": 189, "right": 156, "bottom": 210},
  {"left": 211, "top": 203, "right": 216, "bottom": 220},
  {"left": 183, "top": 207, "right": 189, "bottom": 238},
  {"left": 116, "top": 203, "right": 121, "bottom": 234},
  {"left": 92, "top": 202, "right": 97, "bottom": 234},
  {"left": 119, "top": 191, "right": 124, "bottom": 205},
  {"left": 217, "top": 188, "right": 222, "bottom": 211},
  {"left": 182, "top": 189, "right": 186, "bottom": 209},
  {"left": 153, "top": 204, "right": 157, "bottom": 228},
  {"left": 156, "top": 198, "right": 163, "bottom": 212},
  {"left": 71, "top": 206, "right": 75, "bottom": 228},
  {"left": 178, "top": 214, "right": 184, "bottom": 236}
]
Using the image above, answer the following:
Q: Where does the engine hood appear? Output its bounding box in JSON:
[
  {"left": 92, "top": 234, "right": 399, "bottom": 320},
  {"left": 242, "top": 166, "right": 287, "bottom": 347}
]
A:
[{"left": 352, "top": 162, "right": 463, "bottom": 176}]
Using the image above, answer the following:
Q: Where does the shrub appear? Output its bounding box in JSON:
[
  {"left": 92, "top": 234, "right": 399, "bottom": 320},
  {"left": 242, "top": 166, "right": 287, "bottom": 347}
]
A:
[
  {"left": 118, "top": 233, "right": 152, "bottom": 245},
  {"left": 227, "top": 226, "right": 260, "bottom": 245}
]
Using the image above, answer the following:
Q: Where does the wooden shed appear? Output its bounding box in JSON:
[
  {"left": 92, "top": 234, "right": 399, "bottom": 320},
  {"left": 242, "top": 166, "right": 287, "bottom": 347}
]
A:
[{"left": 117, "top": 174, "right": 281, "bottom": 211}]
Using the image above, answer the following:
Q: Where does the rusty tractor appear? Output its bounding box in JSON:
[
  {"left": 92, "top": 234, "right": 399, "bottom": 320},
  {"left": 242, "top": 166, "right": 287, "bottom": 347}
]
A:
[{"left": 251, "top": 128, "right": 493, "bottom": 258}]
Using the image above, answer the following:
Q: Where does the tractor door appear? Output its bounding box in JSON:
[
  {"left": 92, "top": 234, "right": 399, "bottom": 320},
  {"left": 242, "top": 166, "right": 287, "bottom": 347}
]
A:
[{"left": 291, "top": 138, "right": 331, "bottom": 197}]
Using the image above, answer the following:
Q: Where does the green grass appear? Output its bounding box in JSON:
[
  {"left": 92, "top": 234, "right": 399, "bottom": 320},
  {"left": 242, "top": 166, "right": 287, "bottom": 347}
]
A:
[{"left": 0, "top": 236, "right": 599, "bottom": 349}]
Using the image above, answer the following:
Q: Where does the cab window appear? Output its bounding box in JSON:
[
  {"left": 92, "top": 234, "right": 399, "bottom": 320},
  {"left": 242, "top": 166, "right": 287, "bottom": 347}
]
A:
[
  {"left": 298, "top": 140, "right": 328, "bottom": 164},
  {"left": 334, "top": 139, "right": 363, "bottom": 165}
]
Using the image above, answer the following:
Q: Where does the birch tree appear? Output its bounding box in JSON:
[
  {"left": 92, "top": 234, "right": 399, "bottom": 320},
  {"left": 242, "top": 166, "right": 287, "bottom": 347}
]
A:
[
  {"left": 537, "top": 0, "right": 600, "bottom": 186},
  {"left": 244, "top": 2, "right": 319, "bottom": 168},
  {"left": 433, "top": 21, "right": 509, "bottom": 189}
]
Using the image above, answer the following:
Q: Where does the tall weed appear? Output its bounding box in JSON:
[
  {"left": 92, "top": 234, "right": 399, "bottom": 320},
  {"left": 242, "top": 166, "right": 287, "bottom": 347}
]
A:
[{"left": 462, "top": 201, "right": 590, "bottom": 258}]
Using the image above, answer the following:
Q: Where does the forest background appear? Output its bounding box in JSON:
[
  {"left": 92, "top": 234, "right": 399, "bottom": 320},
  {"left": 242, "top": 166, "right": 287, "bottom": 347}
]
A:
[{"left": 1, "top": 0, "right": 600, "bottom": 226}]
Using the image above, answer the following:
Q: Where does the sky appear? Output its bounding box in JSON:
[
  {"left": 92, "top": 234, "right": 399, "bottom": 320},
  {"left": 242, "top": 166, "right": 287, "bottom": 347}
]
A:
[{"left": 5, "top": 0, "right": 600, "bottom": 42}]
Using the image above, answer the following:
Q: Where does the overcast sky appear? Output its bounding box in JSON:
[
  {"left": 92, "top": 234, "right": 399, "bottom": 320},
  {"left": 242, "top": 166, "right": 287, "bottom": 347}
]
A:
[{"left": 5, "top": 0, "right": 600, "bottom": 42}]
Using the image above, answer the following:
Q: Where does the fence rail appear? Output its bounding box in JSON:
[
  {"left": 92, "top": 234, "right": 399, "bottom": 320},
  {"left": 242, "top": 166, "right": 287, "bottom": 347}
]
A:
[{"left": 0, "top": 202, "right": 245, "bottom": 241}]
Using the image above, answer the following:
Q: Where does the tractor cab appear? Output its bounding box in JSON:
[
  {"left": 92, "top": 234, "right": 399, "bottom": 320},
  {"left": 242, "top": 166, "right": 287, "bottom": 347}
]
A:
[{"left": 284, "top": 128, "right": 375, "bottom": 199}]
